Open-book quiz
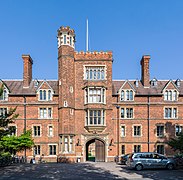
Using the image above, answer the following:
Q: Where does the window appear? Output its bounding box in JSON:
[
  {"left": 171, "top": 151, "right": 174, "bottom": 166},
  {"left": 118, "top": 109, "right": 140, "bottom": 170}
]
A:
[
  {"left": 157, "top": 145, "right": 164, "bottom": 155},
  {"left": 61, "top": 136, "right": 74, "bottom": 153},
  {"left": 85, "top": 66, "right": 105, "bottom": 80},
  {"left": 120, "top": 90, "right": 134, "bottom": 101},
  {"left": 134, "top": 145, "right": 141, "bottom": 153},
  {"left": 49, "top": 145, "right": 56, "bottom": 155},
  {"left": 164, "top": 90, "right": 178, "bottom": 101},
  {"left": 0, "top": 108, "right": 7, "bottom": 116},
  {"left": 64, "top": 35, "right": 66, "bottom": 44},
  {"left": 133, "top": 126, "right": 141, "bottom": 136},
  {"left": 70, "top": 36, "right": 72, "bottom": 46},
  {"left": 34, "top": 145, "right": 40, "bottom": 155},
  {"left": 86, "top": 110, "right": 105, "bottom": 126},
  {"left": 175, "top": 125, "right": 183, "bottom": 136},
  {"left": 39, "top": 89, "right": 53, "bottom": 101},
  {"left": 0, "top": 89, "right": 8, "bottom": 101},
  {"left": 164, "top": 107, "right": 177, "bottom": 119},
  {"left": 157, "top": 125, "right": 164, "bottom": 137},
  {"left": 121, "top": 145, "right": 125, "bottom": 155},
  {"left": 33, "top": 126, "right": 41, "bottom": 137},
  {"left": 85, "top": 87, "right": 105, "bottom": 104},
  {"left": 121, "top": 108, "right": 133, "bottom": 119},
  {"left": 48, "top": 126, "right": 53, "bottom": 137},
  {"left": 121, "top": 126, "right": 125, "bottom": 137},
  {"left": 9, "top": 126, "right": 16, "bottom": 136},
  {"left": 39, "top": 108, "right": 52, "bottom": 119}
]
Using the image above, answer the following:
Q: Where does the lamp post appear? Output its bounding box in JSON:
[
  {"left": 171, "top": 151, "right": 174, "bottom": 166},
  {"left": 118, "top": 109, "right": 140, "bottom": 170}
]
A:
[{"left": 116, "top": 105, "right": 120, "bottom": 160}]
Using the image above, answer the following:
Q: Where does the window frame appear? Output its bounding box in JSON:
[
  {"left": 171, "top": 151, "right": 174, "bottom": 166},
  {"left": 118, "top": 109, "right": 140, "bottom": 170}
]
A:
[
  {"left": 39, "top": 107, "right": 53, "bottom": 119},
  {"left": 164, "top": 107, "right": 178, "bottom": 119},
  {"left": 120, "top": 89, "right": 134, "bottom": 101},
  {"left": 38, "top": 89, "right": 53, "bottom": 101},
  {"left": 156, "top": 125, "right": 165, "bottom": 137},
  {"left": 33, "top": 125, "right": 41, "bottom": 137},
  {"left": 133, "top": 125, "right": 142, "bottom": 137},
  {"left": 85, "top": 109, "right": 105, "bottom": 126},
  {"left": 120, "top": 107, "right": 134, "bottom": 119},
  {"left": 49, "top": 144, "right": 57, "bottom": 155},
  {"left": 175, "top": 125, "right": 183, "bottom": 136},
  {"left": 164, "top": 90, "right": 178, "bottom": 101},
  {"left": 0, "top": 88, "right": 8, "bottom": 101}
]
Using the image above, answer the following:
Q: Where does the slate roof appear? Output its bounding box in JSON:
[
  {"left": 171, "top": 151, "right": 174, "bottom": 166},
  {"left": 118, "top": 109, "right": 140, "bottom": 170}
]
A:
[
  {"left": 1, "top": 80, "right": 58, "bottom": 95},
  {"left": 1, "top": 79, "right": 183, "bottom": 96},
  {"left": 112, "top": 80, "right": 183, "bottom": 96}
]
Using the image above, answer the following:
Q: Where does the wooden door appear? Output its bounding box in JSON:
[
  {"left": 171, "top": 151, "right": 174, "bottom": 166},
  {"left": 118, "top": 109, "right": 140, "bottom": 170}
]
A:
[{"left": 95, "top": 139, "right": 105, "bottom": 162}]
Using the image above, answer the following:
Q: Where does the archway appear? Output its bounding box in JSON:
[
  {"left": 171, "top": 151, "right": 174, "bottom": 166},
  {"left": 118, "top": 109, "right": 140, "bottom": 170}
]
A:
[{"left": 86, "top": 138, "right": 105, "bottom": 162}]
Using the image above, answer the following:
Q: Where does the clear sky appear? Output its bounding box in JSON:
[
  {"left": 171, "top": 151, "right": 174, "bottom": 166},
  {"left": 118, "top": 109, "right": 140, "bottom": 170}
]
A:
[{"left": 0, "top": 0, "right": 183, "bottom": 80}]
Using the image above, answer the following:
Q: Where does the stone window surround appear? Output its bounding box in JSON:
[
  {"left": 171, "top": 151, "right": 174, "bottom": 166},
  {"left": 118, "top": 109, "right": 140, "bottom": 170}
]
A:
[
  {"left": 38, "top": 107, "right": 53, "bottom": 119},
  {"left": 164, "top": 106, "right": 178, "bottom": 119},
  {"left": 120, "top": 89, "right": 134, "bottom": 101},
  {"left": 120, "top": 124, "right": 126, "bottom": 137},
  {"left": 32, "top": 124, "right": 42, "bottom": 137},
  {"left": 120, "top": 107, "right": 134, "bottom": 119},
  {"left": 132, "top": 124, "right": 142, "bottom": 137},
  {"left": 164, "top": 89, "right": 178, "bottom": 101},
  {"left": 38, "top": 89, "right": 53, "bottom": 101}
]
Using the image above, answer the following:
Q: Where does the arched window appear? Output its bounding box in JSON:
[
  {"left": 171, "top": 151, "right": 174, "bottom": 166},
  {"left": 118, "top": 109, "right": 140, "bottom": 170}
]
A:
[
  {"left": 101, "top": 70, "right": 105, "bottom": 80},
  {"left": 126, "top": 90, "right": 130, "bottom": 100},
  {"left": 48, "top": 90, "right": 52, "bottom": 101},
  {"left": 40, "top": 90, "right": 43, "bottom": 100},
  {"left": 164, "top": 91, "right": 168, "bottom": 101},
  {"left": 43, "top": 90, "right": 46, "bottom": 100},
  {"left": 121, "top": 90, "right": 124, "bottom": 101},
  {"left": 173, "top": 90, "right": 177, "bottom": 101},
  {"left": 86, "top": 69, "right": 89, "bottom": 79},
  {"left": 129, "top": 90, "right": 133, "bottom": 100}
]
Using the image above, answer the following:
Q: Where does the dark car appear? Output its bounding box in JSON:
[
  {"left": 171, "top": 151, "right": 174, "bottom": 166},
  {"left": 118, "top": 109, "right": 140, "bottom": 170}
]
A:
[{"left": 120, "top": 154, "right": 129, "bottom": 165}]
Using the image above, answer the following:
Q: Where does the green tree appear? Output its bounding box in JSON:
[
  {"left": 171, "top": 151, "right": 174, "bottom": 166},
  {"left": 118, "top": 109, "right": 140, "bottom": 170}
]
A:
[
  {"left": 167, "top": 132, "right": 183, "bottom": 154},
  {"left": 0, "top": 85, "right": 34, "bottom": 155}
]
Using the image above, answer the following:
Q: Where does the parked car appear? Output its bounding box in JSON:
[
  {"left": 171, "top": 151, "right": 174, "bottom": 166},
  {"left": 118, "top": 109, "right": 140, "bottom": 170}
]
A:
[
  {"left": 126, "top": 152, "right": 176, "bottom": 171},
  {"left": 120, "top": 154, "right": 130, "bottom": 165}
]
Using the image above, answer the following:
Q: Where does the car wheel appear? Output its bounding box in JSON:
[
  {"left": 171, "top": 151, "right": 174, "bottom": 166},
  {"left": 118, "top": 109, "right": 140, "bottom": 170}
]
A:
[
  {"left": 166, "top": 163, "right": 174, "bottom": 170},
  {"left": 135, "top": 164, "right": 143, "bottom": 171}
]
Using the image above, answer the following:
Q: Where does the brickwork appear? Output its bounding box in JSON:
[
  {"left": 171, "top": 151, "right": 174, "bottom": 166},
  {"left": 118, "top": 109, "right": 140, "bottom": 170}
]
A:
[{"left": 0, "top": 26, "right": 182, "bottom": 163}]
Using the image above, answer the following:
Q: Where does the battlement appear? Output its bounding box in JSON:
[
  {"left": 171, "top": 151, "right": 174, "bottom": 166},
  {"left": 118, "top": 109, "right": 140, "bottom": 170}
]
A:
[
  {"left": 57, "top": 26, "right": 75, "bottom": 36},
  {"left": 74, "top": 51, "right": 113, "bottom": 61}
]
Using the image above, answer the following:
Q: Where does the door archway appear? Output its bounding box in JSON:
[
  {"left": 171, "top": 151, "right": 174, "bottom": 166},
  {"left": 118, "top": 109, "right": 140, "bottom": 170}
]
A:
[{"left": 86, "top": 138, "right": 105, "bottom": 162}]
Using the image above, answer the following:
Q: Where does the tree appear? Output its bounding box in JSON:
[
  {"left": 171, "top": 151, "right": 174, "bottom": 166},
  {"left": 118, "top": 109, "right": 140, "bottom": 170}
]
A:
[
  {"left": 0, "top": 85, "right": 34, "bottom": 155},
  {"left": 167, "top": 132, "right": 183, "bottom": 154}
]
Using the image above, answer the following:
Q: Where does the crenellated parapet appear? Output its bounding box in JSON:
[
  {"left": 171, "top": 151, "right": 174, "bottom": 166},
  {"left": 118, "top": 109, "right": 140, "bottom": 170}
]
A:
[{"left": 74, "top": 51, "right": 113, "bottom": 61}]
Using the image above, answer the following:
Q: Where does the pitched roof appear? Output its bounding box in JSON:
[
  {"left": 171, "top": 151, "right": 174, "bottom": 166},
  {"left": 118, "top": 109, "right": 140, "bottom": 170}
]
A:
[
  {"left": 1, "top": 80, "right": 58, "bottom": 95},
  {"left": 112, "top": 80, "right": 183, "bottom": 96}
]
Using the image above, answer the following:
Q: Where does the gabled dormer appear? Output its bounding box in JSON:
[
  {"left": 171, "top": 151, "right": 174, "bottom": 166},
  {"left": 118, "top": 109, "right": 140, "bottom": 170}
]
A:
[
  {"left": 0, "top": 80, "right": 9, "bottom": 101},
  {"left": 119, "top": 80, "right": 135, "bottom": 101},
  {"left": 36, "top": 80, "right": 54, "bottom": 101},
  {"left": 162, "top": 80, "right": 179, "bottom": 101}
]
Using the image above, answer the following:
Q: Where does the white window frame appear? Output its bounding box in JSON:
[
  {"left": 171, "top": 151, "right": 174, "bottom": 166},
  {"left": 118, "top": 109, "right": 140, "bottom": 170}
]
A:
[
  {"left": 120, "top": 125, "right": 126, "bottom": 137},
  {"left": 164, "top": 107, "right": 178, "bottom": 119},
  {"left": 133, "top": 145, "right": 141, "bottom": 153},
  {"left": 60, "top": 136, "right": 74, "bottom": 154},
  {"left": 32, "top": 125, "right": 41, "bottom": 137},
  {"left": 39, "top": 89, "right": 53, "bottom": 101},
  {"left": 156, "top": 144, "right": 165, "bottom": 155},
  {"left": 48, "top": 144, "right": 57, "bottom": 156},
  {"left": 0, "top": 107, "right": 8, "bottom": 116},
  {"left": 84, "top": 65, "right": 106, "bottom": 81},
  {"left": 120, "top": 90, "right": 134, "bottom": 101},
  {"left": 34, "top": 145, "right": 41, "bottom": 155},
  {"left": 156, "top": 125, "right": 165, "bottom": 137},
  {"left": 175, "top": 125, "right": 183, "bottom": 136},
  {"left": 133, "top": 125, "right": 142, "bottom": 137},
  {"left": 121, "top": 107, "right": 134, "bottom": 119},
  {"left": 85, "top": 87, "right": 106, "bottom": 104},
  {"left": 48, "top": 125, "right": 54, "bottom": 137},
  {"left": 164, "top": 90, "right": 178, "bottom": 101},
  {"left": 85, "top": 109, "right": 105, "bottom": 126},
  {"left": 0, "top": 88, "right": 8, "bottom": 101},
  {"left": 39, "top": 107, "right": 53, "bottom": 119}
]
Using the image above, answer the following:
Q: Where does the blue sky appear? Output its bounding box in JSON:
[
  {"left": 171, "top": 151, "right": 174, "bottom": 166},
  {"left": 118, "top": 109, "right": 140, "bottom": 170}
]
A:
[{"left": 0, "top": 0, "right": 183, "bottom": 80}]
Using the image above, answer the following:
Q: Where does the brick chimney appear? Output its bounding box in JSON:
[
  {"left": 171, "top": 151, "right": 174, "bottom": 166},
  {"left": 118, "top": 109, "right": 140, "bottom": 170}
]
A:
[
  {"left": 22, "top": 55, "right": 33, "bottom": 88},
  {"left": 141, "top": 55, "right": 150, "bottom": 87}
]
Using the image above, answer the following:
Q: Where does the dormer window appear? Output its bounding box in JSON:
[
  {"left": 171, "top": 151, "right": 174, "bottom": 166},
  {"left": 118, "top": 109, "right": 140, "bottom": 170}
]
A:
[
  {"left": 120, "top": 90, "right": 134, "bottom": 101},
  {"left": 176, "top": 79, "right": 181, "bottom": 87},
  {"left": 151, "top": 78, "right": 157, "bottom": 87},
  {"left": 0, "top": 89, "right": 8, "bottom": 101},
  {"left": 164, "top": 90, "right": 178, "bottom": 101},
  {"left": 39, "top": 89, "right": 53, "bottom": 101}
]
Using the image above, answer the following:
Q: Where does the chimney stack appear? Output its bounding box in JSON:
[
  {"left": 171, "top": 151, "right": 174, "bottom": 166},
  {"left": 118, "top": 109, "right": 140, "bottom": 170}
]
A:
[
  {"left": 22, "top": 55, "right": 33, "bottom": 88},
  {"left": 141, "top": 55, "right": 150, "bottom": 87}
]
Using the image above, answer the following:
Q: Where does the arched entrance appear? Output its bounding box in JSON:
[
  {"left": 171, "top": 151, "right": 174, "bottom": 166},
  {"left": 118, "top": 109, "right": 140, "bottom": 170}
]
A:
[{"left": 86, "top": 138, "right": 105, "bottom": 162}]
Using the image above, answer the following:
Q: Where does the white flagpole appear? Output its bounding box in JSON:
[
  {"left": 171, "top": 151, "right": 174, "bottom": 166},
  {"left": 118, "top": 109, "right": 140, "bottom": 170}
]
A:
[{"left": 86, "top": 19, "right": 88, "bottom": 51}]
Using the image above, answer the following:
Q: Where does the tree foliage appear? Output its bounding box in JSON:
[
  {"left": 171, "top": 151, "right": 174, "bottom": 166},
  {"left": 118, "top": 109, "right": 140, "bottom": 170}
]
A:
[
  {"left": 167, "top": 132, "right": 183, "bottom": 154},
  {"left": 0, "top": 85, "right": 34, "bottom": 155}
]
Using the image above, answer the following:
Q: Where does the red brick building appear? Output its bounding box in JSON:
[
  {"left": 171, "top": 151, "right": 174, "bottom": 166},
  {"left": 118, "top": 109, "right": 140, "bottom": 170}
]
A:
[{"left": 0, "top": 26, "right": 182, "bottom": 162}]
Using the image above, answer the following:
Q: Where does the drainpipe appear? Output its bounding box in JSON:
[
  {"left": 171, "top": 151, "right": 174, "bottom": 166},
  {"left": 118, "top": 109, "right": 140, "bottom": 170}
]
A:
[
  {"left": 116, "top": 94, "right": 120, "bottom": 160},
  {"left": 147, "top": 95, "right": 150, "bottom": 152},
  {"left": 23, "top": 96, "right": 27, "bottom": 162}
]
